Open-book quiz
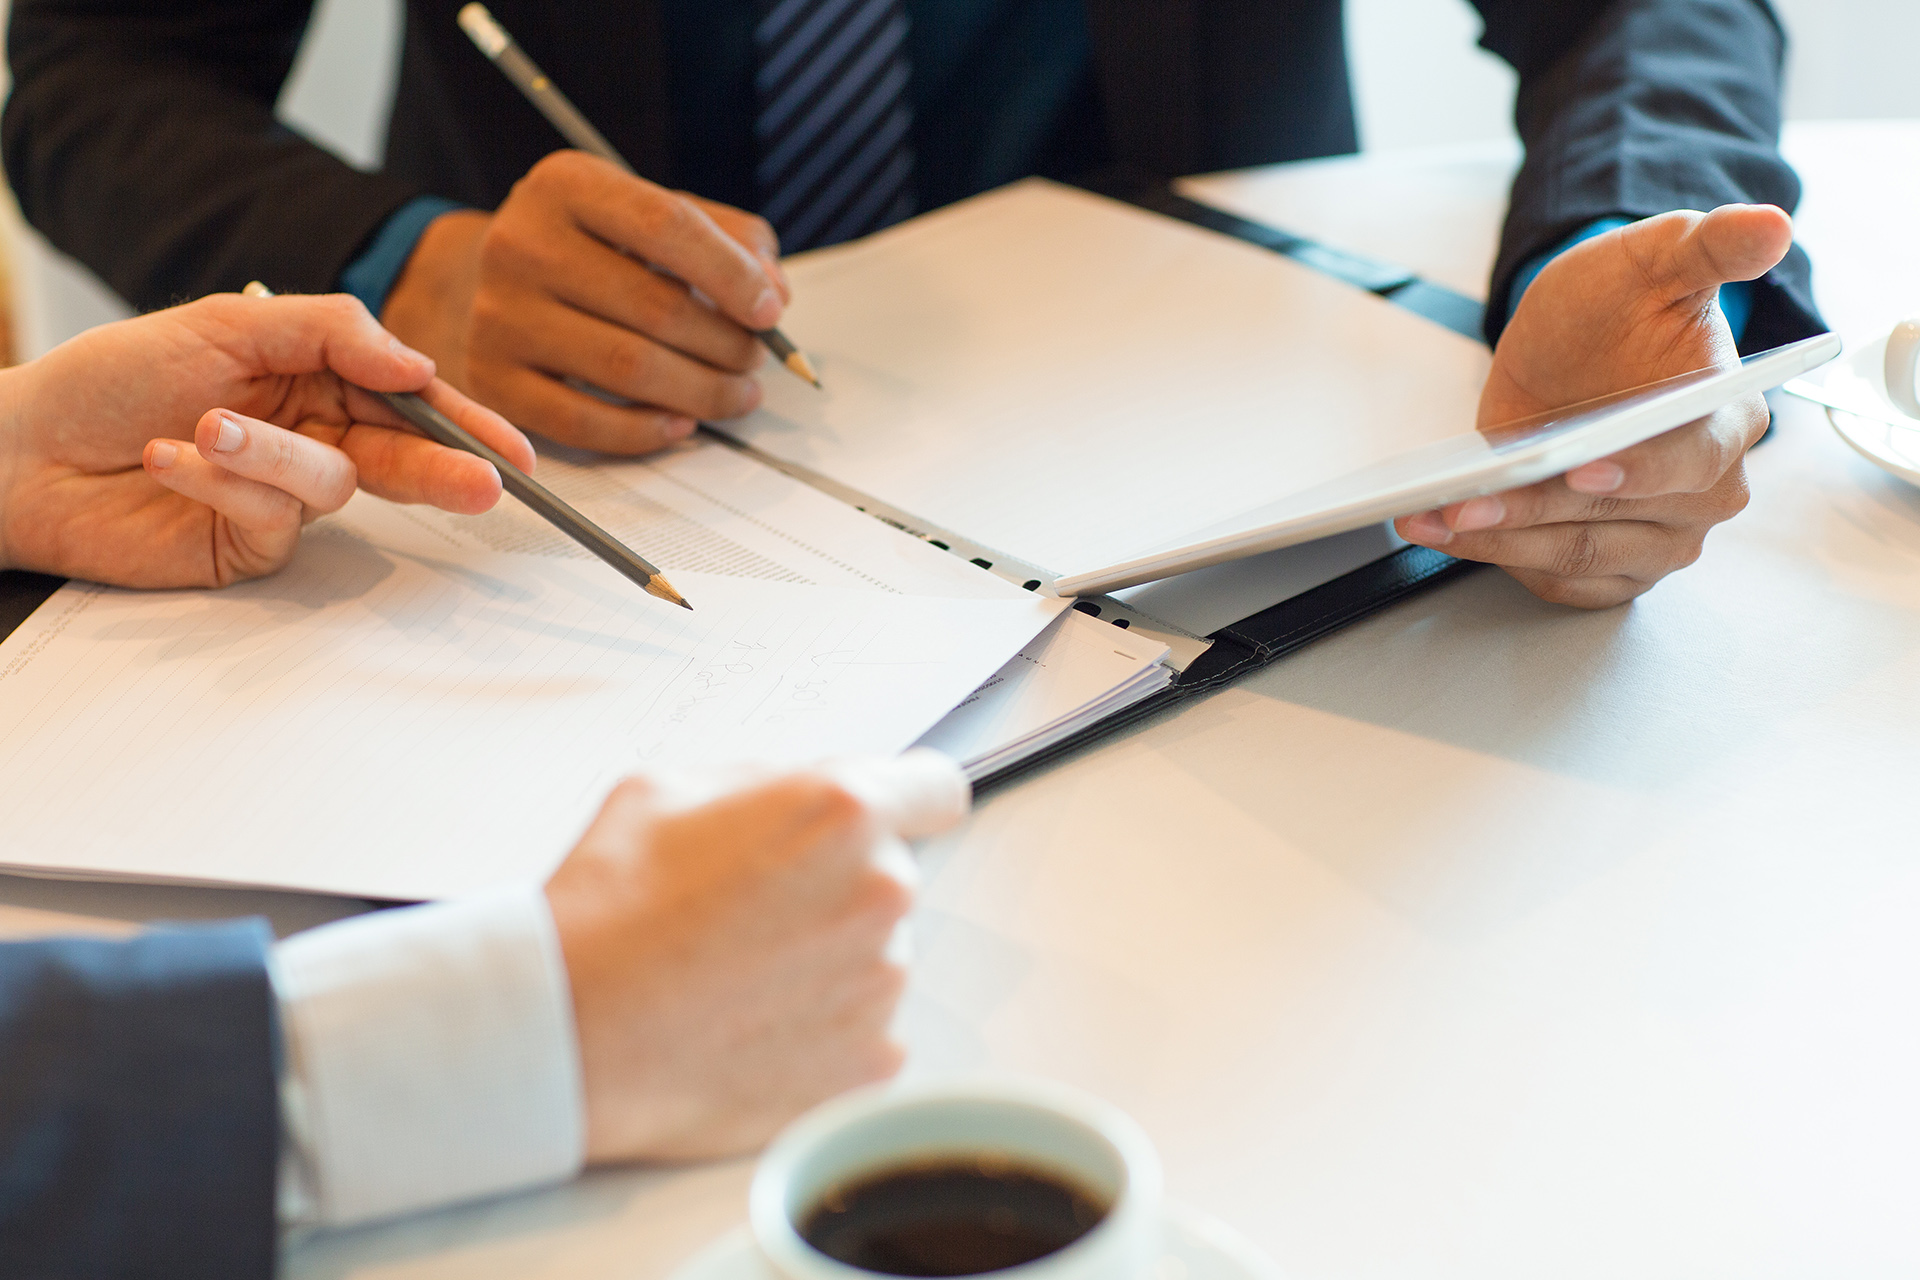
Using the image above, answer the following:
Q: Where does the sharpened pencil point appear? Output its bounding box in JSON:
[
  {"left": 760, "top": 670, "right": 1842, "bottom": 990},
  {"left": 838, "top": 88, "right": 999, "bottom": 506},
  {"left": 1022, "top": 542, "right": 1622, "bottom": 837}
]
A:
[
  {"left": 647, "top": 577, "right": 693, "bottom": 610},
  {"left": 785, "top": 349, "right": 823, "bottom": 389}
]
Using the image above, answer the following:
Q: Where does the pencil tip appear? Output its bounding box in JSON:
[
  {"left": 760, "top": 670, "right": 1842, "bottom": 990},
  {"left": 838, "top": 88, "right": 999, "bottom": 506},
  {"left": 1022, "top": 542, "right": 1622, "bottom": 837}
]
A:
[
  {"left": 785, "top": 350, "right": 822, "bottom": 389},
  {"left": 646, "top": 577, "right": 692, "bottom": 610}
]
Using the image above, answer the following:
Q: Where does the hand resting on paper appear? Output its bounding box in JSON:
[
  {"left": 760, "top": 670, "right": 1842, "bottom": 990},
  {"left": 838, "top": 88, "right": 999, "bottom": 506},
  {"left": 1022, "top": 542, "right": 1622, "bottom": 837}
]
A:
[
  {"left": 546, "top": 752, "right": 966, "bottom": 1162},
  {"left": 0, "top": 292, "right": 536, "bottom": 589},
  {"left": 1396, "top": 204, "right": 1793, "bottom": 608},
  {"left": 383, "top": 152, "right": 789, "bottom": 454}
]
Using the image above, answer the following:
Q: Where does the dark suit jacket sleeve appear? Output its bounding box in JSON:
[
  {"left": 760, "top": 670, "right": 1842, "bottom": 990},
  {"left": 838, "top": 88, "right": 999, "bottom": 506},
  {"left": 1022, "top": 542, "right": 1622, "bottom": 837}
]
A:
[
  {"left": 0, "top": 920, "right": 280, "bottom": 1279},
  {"left": 1473, "top": 0, "right": 1823, "bottom": 351},
  {"left": 3, "top": 0, "right": 424, "bottom": 312}
]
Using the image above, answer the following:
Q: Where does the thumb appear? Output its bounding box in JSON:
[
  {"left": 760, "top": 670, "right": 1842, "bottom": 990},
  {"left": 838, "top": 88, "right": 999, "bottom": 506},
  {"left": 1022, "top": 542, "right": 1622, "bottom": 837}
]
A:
[{"left": 1625, "top": 204, "right": 1794, "bottom": 304}]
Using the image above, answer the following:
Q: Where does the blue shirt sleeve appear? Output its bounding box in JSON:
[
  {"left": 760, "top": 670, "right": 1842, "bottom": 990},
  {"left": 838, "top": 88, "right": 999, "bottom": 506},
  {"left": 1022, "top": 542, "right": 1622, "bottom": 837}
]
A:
[
  {"left": 340, "top": 196, "right": 468, "bottom": 316},
  {"left": 1506, "top": 216, "right": 1754, "bottom": 344}
]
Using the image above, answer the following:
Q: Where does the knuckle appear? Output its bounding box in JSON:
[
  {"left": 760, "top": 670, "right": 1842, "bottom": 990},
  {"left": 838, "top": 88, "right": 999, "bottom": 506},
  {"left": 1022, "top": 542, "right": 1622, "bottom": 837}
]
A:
[
  {"left": 872, "top": 960, "right": 908, "bottom": 1007},
  {"left": 698, "top": 377, "right": 751, "bottom": 421},
  {"left": 466, "top": 288, "right": 518, "bottom": 342},
  {"left": 263, "top": 428, "right": 299, "bottom": 479},
  {"left": 606, "top": 337, "right": 660, "bottom": 394},
  {"left": 557, "top": 397, "right": 616, "bottom": 449},
  {"left": 741, "top": 212, "right": 779, "bottom": 255},
  {"left": 1712, "top": 468, "right": 1752, "bottom": 520},
  {"left": 610, "top": 775, "right": 659, "bottom": 805},
  {"left": 631, "top": 191, "right": 691, "bottom": 244},
  {"left": 757, "top": 774, "right": 870, "bottom": 837},
  {"left": 800, "top": 776, "right": 868, "bottom": 829},
  {"left": 477, "top": 224, "right": 545, "bottom": 282},
  {"left": 1552, "top": 527, "right": 1604, "bottom": 579},
  {"left": 526, "top": 149, "right": 586, "bottom": 189},
  {"left": 856, "top": 867, "right": 913, "bottom": 923},
  {"left": 858, "top": 1036, "right": 908, "bottom": 1085},
  {"left": 1521, "top": 571, "right": 1590, "bottom": 608}
]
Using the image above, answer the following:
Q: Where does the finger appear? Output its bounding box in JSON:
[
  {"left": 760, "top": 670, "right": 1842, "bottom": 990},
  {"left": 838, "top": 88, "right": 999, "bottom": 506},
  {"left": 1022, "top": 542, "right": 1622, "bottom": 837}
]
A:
[
  {"left": 549, "top": 154, "right": 783, "bottom": 331},
  {"left": 1401, "top": 478, "right": 1705, "bottom": 541},
  {"left": 416, "top": 378, "right": 540, "bottom": 473},
  {"left": 1566, "top": 396, "right": 1767, "bottom": 500},
  {"left": 1618, "top": 204, "right": 1794, "bottom": 306},
  {"left": 506, "top": 303, "right": 764, "bottom": 422},
  {"left": 1502, "top": 567, "right": 1655, "bottom": 610},
  {"left": 191, "top": 411, "right": 357, "bottom": 515},
  {"left": 194, "top": 292, "right": 439, "bottom": 390},
  {"left": 687, "top": 194, "right": 790, "bottom": 304},
  {"left": 470, "top": 363, "right": 699, "bottom": 454},
  {"left": 143, "top": 438, "right": 303, "bottom": 558},
  {"left": 339, "top": 377, "right": 537, "bottom": 475},
  {"left": 541, "top": 239, "right": 764, "bottom": 374},
  {"left": 332, "top": 425, "right": 506, "bottom": 515},
  {"left": 1420, "top": 517, "right": 1703, "bottom": 587},
  {"left": 685, "top": 193, "right": 782, "bottom": 262}
]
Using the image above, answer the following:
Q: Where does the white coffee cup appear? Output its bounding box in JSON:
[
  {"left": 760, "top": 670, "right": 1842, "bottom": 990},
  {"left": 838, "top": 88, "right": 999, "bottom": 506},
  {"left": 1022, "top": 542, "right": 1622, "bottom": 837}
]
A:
[
  {"left": 1885, "top": 317, "right": 1920, "bottom": 419},
  {"left": 749, "top": 1077, "right": 1164, "bottom": 1280}
]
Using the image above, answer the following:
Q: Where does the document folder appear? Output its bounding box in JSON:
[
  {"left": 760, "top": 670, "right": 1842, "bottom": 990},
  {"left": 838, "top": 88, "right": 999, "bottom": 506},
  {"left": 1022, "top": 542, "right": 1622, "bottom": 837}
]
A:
[{"left": 0, "top": 181, "right": 1604, "bottom": 797}]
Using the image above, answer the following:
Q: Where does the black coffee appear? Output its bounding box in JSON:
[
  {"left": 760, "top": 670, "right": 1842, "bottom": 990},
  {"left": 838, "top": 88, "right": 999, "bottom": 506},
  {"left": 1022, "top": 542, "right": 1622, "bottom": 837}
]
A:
[{"left": 800, "top": 1159, "right": 1110, "bottom": 1277}]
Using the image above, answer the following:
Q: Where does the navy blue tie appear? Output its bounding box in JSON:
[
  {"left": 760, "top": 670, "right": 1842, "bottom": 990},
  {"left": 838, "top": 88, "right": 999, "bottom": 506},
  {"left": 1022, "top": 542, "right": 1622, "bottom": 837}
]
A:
[{"left": 754, "top": 0, "right": 917, "bottom": 253}]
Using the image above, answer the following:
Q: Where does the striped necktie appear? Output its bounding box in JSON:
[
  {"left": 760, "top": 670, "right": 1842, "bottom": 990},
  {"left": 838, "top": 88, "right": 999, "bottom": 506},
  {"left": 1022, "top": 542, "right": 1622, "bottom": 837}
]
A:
[{"left": 754, "top": 0, "right": 917, "bottom": 253}]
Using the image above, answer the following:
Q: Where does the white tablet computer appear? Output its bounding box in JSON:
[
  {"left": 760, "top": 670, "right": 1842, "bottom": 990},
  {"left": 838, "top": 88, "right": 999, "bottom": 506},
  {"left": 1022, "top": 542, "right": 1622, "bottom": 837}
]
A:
[{"left": 1053, "top": 332, "right": 1842, "bottom": 596}]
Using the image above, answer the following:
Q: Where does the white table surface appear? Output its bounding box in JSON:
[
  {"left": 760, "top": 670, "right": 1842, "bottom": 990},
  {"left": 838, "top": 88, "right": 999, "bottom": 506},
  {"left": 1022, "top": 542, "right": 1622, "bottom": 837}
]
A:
[{"left": 7, "top": 120, "right": 1920, "bottom": 1280}]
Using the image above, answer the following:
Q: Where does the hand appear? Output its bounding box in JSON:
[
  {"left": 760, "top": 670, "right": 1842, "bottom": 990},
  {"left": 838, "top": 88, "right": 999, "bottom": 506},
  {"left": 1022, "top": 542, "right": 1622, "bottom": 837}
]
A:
[
  {"left": 545, "top": 754, "right": 966, "bottom": 1163},
  {"left": 1396, "top": 204, "right": 1794, "bottom": 608},
  {"left": 382, "top": 151, "right": 789, "bottom": 455},
  {"left": 0, "top": 292, "right": 535, "bottom": 590}
]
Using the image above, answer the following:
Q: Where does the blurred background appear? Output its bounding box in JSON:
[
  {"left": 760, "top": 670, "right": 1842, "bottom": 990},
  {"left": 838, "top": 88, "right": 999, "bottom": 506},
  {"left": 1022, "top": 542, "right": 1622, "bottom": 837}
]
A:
[{"left": 0, "top": 0, "right": 1912, "bottom": 363}]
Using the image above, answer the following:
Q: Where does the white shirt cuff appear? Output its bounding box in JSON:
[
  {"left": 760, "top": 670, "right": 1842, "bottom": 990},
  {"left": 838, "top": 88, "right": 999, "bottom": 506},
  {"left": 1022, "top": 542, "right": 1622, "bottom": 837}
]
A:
[{"left": 270, "top": 884, "right": 585, "bottom": 1228}]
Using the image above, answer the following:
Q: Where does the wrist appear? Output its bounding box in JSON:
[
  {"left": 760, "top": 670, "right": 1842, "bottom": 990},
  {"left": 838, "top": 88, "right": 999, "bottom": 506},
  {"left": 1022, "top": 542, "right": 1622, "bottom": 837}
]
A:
[
  {"left": 0, "top": 362, "right": 36, "bottom": 572},
  {"left": 379, "top": 209, "right": 492, "bottom": 392}
]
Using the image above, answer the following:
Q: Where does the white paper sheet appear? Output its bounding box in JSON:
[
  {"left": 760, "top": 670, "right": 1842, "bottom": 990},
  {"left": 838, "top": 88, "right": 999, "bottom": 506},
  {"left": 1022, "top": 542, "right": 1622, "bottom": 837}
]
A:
[
  {"left": 409, "top": 435, "right": 1017, "bottom": 599},
  {"left": 724, "top": 179, "right": 1491, "bottom": 580},
  {"left": 0, "top": 497, "right": 1060, "bottom": 900}
]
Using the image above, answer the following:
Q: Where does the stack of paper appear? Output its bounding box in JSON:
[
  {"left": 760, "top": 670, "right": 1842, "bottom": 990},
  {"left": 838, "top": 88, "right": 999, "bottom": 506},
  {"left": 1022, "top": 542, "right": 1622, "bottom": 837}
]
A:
[
  {"left": 0, "top": 495, "right": 1063, "bottom": 899},
  {"left": 0, "top": 439, "right": 1177, "bottom": 899},
  {"left": 916, "top": 610, "right": 1171, "bottom": 780}
]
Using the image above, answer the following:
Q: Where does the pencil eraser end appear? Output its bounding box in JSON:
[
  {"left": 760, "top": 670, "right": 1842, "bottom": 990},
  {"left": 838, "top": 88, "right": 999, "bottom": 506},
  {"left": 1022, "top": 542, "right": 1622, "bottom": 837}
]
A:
[{"left": 458, "top": 3, "right": 510, "bottom": 57}]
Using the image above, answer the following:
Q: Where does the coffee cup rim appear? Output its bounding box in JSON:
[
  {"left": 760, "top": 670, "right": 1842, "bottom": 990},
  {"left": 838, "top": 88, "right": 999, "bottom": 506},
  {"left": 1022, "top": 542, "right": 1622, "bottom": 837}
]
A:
[{"left": 750, "top": 1075, "right": 1163, "bottom": 1280}]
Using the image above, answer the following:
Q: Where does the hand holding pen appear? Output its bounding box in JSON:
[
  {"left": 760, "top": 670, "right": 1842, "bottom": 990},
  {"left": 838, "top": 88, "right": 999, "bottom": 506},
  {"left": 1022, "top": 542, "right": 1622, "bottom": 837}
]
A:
[{"left": 374, "top": 12, "right": 817, "bottom": 460}]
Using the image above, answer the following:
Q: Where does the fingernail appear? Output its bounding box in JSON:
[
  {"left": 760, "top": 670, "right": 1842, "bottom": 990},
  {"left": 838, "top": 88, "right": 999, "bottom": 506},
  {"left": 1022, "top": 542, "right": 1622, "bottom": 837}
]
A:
[
  {"left": 750, "top": 287, "right": 781, "bottom": 327},
  {"left": 148, "top": 440, "right": 178, "bottom": 469},
  {"left": 212, "top": 416, "right": 246, "bottom": 454},
  {"left": 1451, "top": 495, "right": 1505, "bottom": 531},
  {"left": 388, "top": 335, "right": 429, "bottom": 363},
  {"left": 667, "top": 416, "right": 697, "bottom": 440},
  {"left": 739, "top": 380, "right": 765, "bottom": 414},
  {"left": 1401, "top": 511, "right": 1453, "bottom": 546},
  {"left": 1567, "top": 461, "right": 1626, "bottom": 493}
]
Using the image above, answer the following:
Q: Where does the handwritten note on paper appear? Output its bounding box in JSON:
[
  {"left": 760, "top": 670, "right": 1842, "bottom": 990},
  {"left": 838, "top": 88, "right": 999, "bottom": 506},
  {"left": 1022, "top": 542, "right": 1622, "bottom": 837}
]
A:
[{"left": 0, "top": 496, "right": 1060, "bottom": 901}]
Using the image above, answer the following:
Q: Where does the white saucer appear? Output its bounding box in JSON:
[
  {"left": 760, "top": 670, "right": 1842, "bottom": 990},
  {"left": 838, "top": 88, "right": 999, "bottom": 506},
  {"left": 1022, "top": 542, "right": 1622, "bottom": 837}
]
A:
[
  {"left": 1829, "top": 405, "right": 1920, "bottom": 488},
  {"left": 668, "top": 1203, "right": 1283, "bottom": 1280}
]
